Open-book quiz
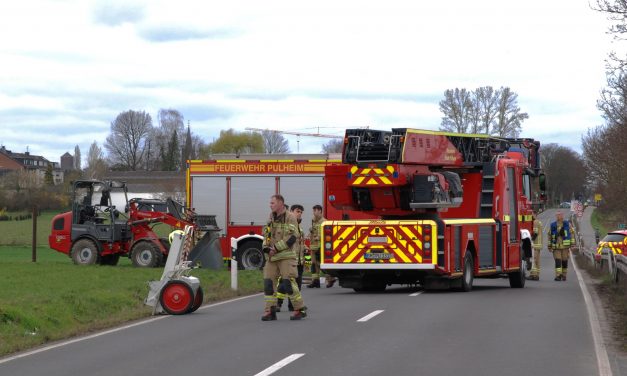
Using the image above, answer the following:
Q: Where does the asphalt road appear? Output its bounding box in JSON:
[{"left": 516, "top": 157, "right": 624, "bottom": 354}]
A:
[{"left": 0, "top": 209, "right": 603, "bottom": 376}]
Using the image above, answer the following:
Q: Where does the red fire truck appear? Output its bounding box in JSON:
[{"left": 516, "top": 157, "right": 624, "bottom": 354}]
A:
[
  {"left": 186, "top": 154, "right": 371, "bottom": 269},
  {"left": 321, "top": 128, "right": 545, "bottom": 291}
]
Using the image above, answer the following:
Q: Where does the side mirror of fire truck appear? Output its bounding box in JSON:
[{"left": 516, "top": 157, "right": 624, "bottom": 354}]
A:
[{"left": 538, "top": 173, "right": 546, "bottom": 192}]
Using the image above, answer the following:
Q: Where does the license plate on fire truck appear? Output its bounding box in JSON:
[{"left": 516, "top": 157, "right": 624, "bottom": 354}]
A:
[{"left": 364, "top": 252, "right": 394, "bottom": 260}]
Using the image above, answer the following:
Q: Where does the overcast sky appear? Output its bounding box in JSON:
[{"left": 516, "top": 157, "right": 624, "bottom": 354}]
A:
[{"left": 0, "top": 0, "right": 615, "bottom": 165}]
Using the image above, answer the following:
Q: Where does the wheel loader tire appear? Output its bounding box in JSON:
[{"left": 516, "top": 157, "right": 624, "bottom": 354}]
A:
[
  {"left": 189, "top": 286, "right": 204, "bottom": 313},
  {"left": 160, "top": 281, "right": 194, "bottom": 315},
  {"left": 70, "top": 239, "right": 100, "bottom": 265},
  {"left": 131, "top": 241, "right": 162, "bottom": 268},
  {"left": 237, "top": 240, "right": 264, "bottom": 270}
]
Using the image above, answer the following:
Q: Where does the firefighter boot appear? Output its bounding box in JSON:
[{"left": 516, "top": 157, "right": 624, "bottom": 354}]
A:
[
  {"left": 261, "top": 306, "right": 277, "bottom": 321},
  {"left": 307, "top": 279, "right": 320, "bottom": 288},
  {"left": 290, "top": 306, "right": 308, "bottom": 320}
]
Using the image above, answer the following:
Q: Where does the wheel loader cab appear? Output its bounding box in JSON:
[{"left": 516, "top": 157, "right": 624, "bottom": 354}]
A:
[{"left": 70, "top": 180, "right": 131, "bottom": 243}]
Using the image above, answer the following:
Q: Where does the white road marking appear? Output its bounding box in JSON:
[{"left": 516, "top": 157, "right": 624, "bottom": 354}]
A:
[
  {"left": 254, "top": 353, "right": 305, "bottom": 376},
  {"left": 572, "top": 254, "right": 613, "bottom": 376},
  {"left": 409, "top": 291, "right": 423, "bottom": 297},
  {"left": 357, "top": 309, "right": 385, "bottom": 322},
  {"left": 0, "top": 293, "right": 262, "bottom": 365}
]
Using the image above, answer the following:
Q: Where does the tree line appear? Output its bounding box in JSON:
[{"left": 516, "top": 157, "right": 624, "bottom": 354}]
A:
[
  {"left": 580, "top": 0, "right": 627, "bottom": 221},
  {"left": 81, "top": 109, "right": 345, "bottom": 178}
]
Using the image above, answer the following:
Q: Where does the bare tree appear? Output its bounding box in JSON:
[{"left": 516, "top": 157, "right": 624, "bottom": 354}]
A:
[
  {"left": 73, "top": 145, "right": 81, "bottom": 170},
  {"left": 492, "top": 87, "right": 528, "bottom": 137},
  {"left": 143, "top": 109, "right": 185, "bottom": 170},
  {"left": 261, "top": 130, "right": 290, "bottom": 153},
  {"left": 474, "top": 86, "right": 500, "bottom": 134},
  {"left": 104, "top": 110, "right": 152, "bottom": 171},
  {"left": 85, "top": 141, "right": 108, "bottom": 179},
  {"left": 592, "top": 1, "right": 627, "bottom": 88},
  {"left": 593, "top": 1, "right": 627, "bottom": 38},
  {"left": 439, "top": 86, "right": 528, "bottom": 136},
  {"left": 583, "top": 69, "right": 627, "bottom": 217},
  {"left": 322, "top": 139, "right": 343, "bottom": 154},
  {"left": 439, "top": 88, "right": 473, "bottom": 133}
]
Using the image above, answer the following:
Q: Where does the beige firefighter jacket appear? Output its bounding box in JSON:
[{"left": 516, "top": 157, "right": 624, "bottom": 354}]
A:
[
  {"left": 532, "top": 219, "right": 543, "bottom": 250},
  {"left": 263, "top": 210, "right": 298, "bottom": 261}
]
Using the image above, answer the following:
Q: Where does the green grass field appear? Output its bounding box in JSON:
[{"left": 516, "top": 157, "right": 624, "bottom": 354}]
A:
[
  {"left": 0, "top": 215, "right": 263, "bottom": 357},
  {"left": 0, "top": 210, "right": 57, "bottom": 246},
  {"left": 0, "top": 210, "right": 173, "bottom": 247}
]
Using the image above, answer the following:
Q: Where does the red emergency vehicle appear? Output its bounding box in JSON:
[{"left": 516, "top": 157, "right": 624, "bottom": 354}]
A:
[{"left": 322, "top": 128, "right": 545, "bottom": 291}]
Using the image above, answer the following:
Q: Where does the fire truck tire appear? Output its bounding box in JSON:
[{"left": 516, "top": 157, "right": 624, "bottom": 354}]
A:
[
  {"left": 460, "top": 252, "right": 474, "bottom": 292},
  {"left": 99, "top": 254, "right": 120, "bottom": 266},
  {"left": 509, "top": 248, "right": 526, "bottom": 288},
  {"left": 237, "top": 241, "right": 264, "bottom": 270},
  {"left": 159, "top": 281, "right": 194, "bottom": 315},
  {"left": 131, "top": 241, "right": 163, "bottom": 268},
  {"left": 189, "top": 286, "right": 204, "bottom": 313},
  {"left": 70, "top": 239, "right": 100, "bottom": 265}
]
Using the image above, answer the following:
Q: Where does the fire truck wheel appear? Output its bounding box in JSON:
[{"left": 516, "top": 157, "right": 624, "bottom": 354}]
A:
[
  {"left": 159, "top": 281, "right": 194, "bottom": 315},
  {"left": 70, "top": 239, "right": 100, "bottom": 265},
  {"left": 460, "top": 252, "right": 474, "bottom": 292},
  {"left": 99, "top": 254, "right": 120, "bottom": 266},
  {"left": 237, "top": 241, "right": 264, "bottom": 270},
  {"left": 131, "top": 241, "right": 163, "bottom": 268},
  {"left": 509, "top": 248, "right": 526, "bottom": 288},
  {"left": 189, "top": 286, "right": 204, "bottom": 313}
]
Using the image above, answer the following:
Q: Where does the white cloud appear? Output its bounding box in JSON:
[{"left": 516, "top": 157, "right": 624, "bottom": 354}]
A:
[{"left": 0, "top": 0, "right": 617, "bottom": 163}]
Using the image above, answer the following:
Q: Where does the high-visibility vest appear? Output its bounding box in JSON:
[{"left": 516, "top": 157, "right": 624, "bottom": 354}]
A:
[{"left": 550, "top": 220, "right": 571, "bottom": 248}]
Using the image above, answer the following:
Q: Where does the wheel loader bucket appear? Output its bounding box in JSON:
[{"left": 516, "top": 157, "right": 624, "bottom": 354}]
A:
[{"left": 188, "top": 230, "right": 223, "bottom": 269}]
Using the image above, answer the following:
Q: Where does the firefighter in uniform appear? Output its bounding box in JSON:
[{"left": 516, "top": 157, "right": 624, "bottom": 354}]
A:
[
  {"left": 547, "top": 211, "right": 574, "bottom": 281},
  {"left": 307, "top": 204, "right": 336, "bottom": 288},
  {"left": 527, "top": 215, "right": 543, "bottom": 280},
  {"left": 277, "top": 204, "right": 305, "bottom": 312},
  {"left": 261, "top": 195, "right": 307, "bottom": 321}
]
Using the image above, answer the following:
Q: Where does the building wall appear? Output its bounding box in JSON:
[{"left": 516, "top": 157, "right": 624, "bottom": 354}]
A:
[{"left": 60, "top": 153, "right": 74, "bottom": 171}]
